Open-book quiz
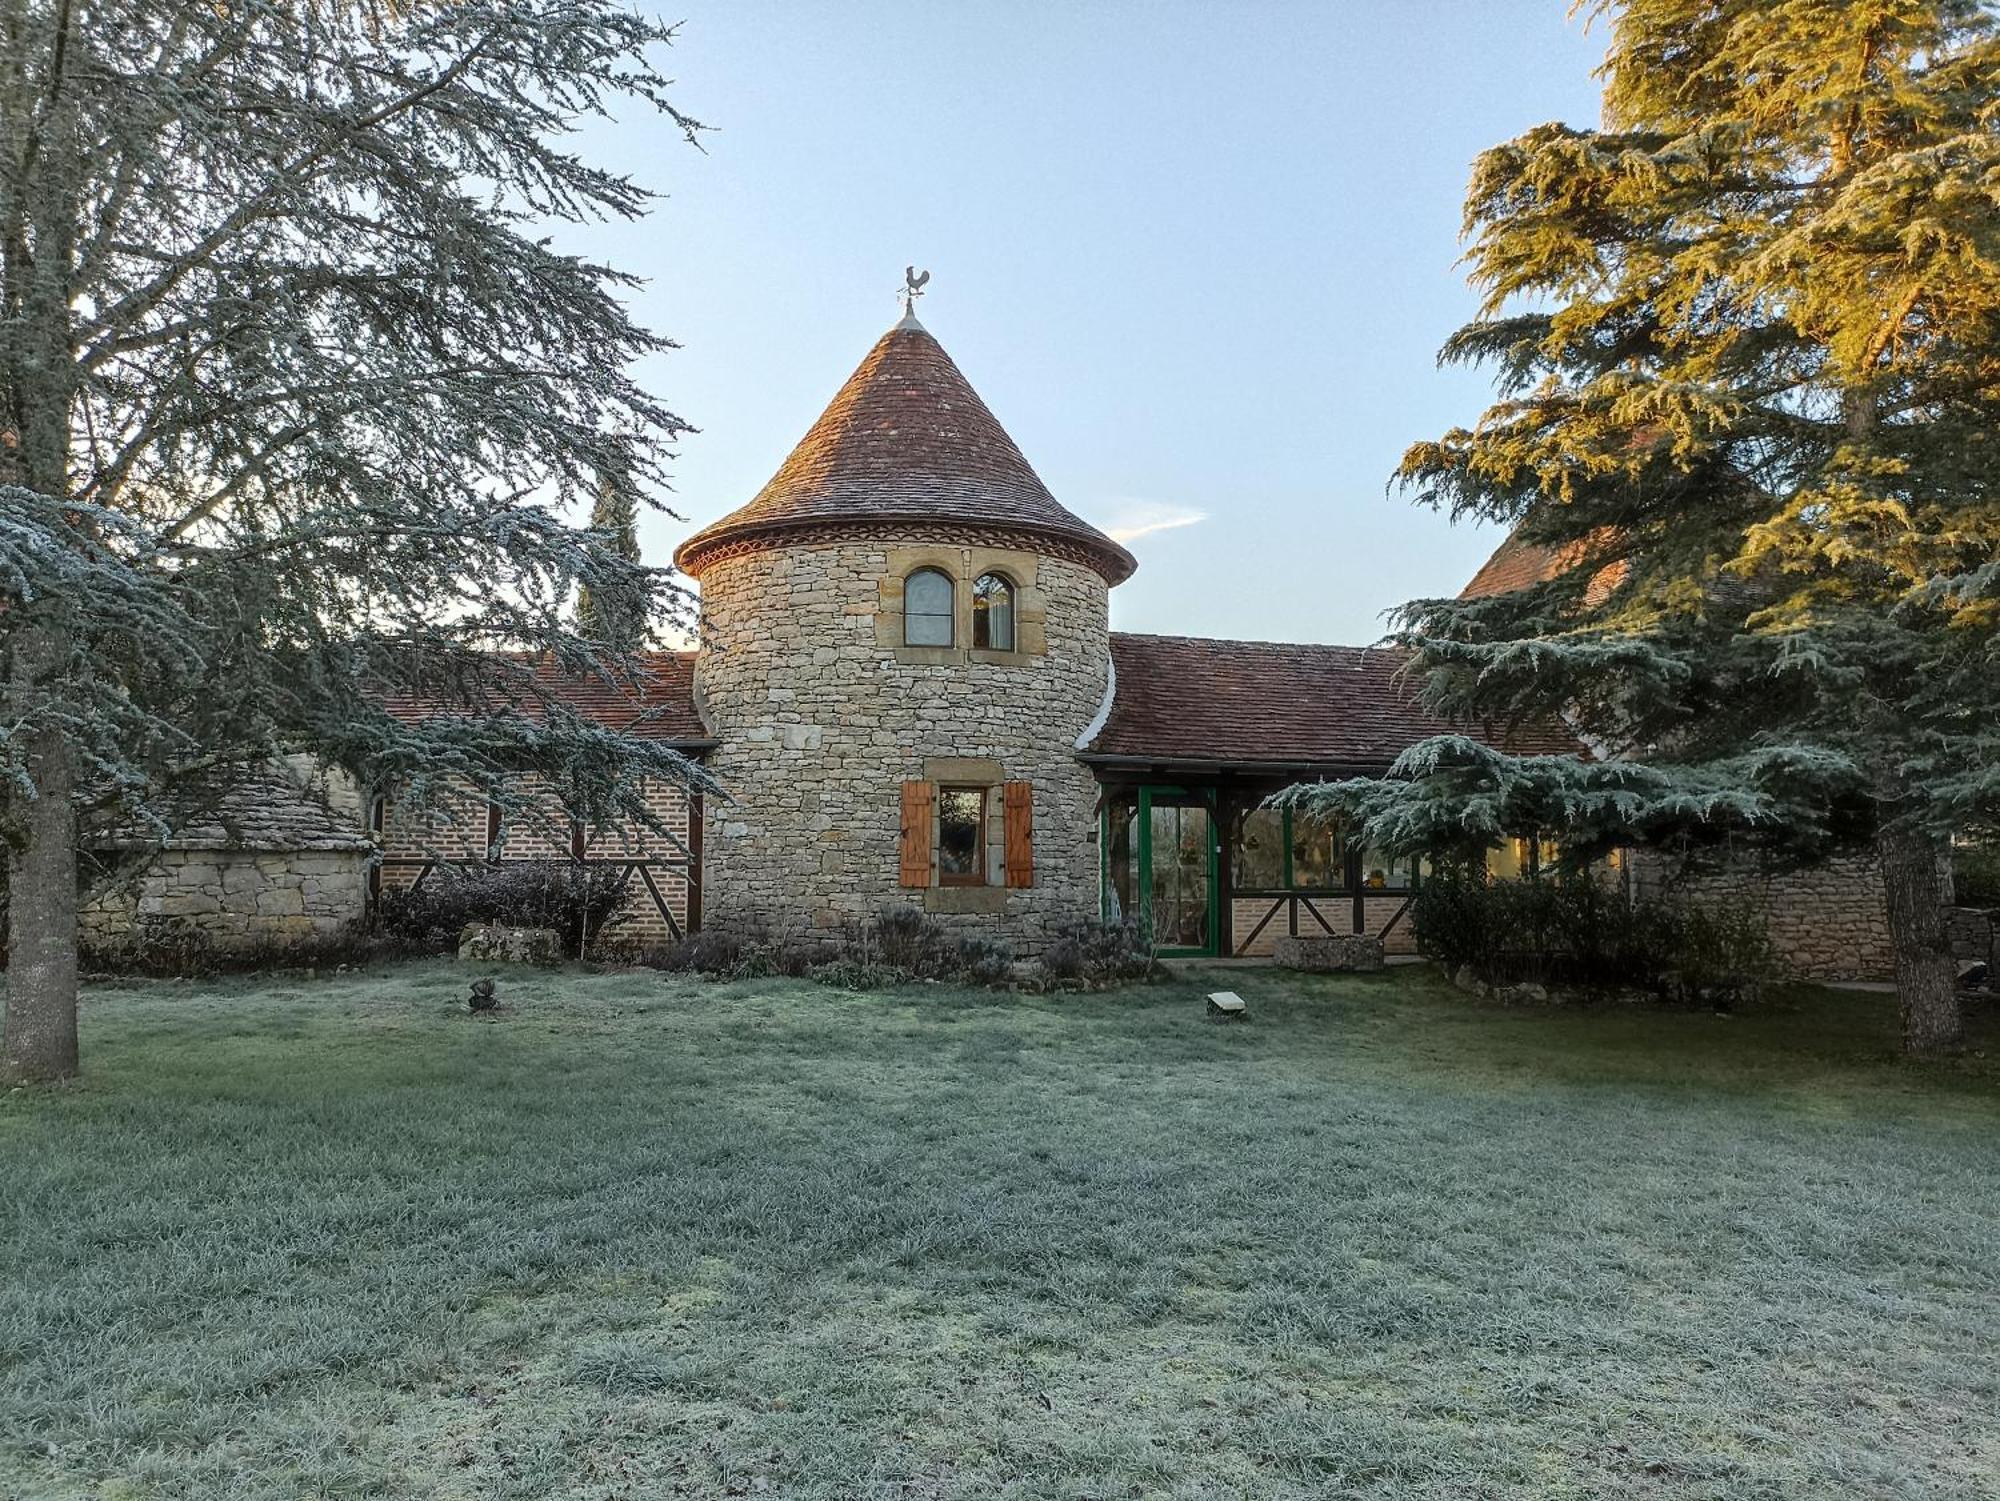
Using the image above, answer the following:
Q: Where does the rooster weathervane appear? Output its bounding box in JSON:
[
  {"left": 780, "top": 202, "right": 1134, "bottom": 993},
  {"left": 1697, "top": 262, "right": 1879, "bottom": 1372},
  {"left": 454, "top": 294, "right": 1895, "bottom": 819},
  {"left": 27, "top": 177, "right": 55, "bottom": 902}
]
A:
[{"left": 901, "top": 265, "right": 930, "bottom": 316}]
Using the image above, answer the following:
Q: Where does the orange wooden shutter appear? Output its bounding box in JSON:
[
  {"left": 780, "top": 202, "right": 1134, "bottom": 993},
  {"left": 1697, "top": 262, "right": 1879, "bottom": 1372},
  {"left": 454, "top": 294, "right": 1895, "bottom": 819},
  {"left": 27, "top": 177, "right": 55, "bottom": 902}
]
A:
[
  {"left": 1003, "top": 781, "right": 1034, "bottom": 888},
  {"left": 899, "top": 780, "right": 934, "bottom": 888}
]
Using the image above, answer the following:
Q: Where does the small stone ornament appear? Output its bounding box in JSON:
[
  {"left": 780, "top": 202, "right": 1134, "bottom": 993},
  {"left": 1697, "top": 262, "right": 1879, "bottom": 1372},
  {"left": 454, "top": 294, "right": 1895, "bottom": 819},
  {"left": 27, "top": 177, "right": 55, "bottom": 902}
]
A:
[{"left": 468, "top": 977, "right": 499, "bottom": 1012}]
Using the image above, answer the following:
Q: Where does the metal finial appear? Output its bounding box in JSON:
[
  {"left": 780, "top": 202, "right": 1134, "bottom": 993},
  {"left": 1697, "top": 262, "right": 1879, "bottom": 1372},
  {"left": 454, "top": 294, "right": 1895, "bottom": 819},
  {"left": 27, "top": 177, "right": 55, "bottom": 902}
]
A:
[{"left": 901, "top": 265, "right": 931, "bottom": 317}]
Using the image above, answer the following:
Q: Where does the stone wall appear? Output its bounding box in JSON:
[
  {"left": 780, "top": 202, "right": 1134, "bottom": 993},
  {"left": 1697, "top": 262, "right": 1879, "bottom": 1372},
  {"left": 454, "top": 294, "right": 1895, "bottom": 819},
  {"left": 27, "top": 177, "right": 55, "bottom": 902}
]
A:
[
  {"left": 81, "top": 848, "right": 368, "bottom": 955},
  {"left": 1630, "top": 849, "right": 1893, "bottom": 982},
  {"left": 692, "top": 535, "right": 1111, "bottom": 954},
  {"left": 1947, "top": 907, "right": 1995, "bottom": 969}
]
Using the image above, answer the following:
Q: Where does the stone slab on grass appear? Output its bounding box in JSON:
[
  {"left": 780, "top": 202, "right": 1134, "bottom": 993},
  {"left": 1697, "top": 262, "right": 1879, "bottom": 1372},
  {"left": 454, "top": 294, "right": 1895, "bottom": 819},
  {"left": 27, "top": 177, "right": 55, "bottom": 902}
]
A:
[
  {"left": 458, "top": 924, "right": 563, "bottom": 966},
  {"left": 1272, "top": 934, "right": 1385, "bottom": 973}
]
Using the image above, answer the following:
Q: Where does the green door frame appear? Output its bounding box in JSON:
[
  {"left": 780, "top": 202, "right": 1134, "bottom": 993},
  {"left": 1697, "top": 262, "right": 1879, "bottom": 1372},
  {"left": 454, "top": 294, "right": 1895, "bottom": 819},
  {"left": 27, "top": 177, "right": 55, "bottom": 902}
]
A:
[{"left": 1138, "top": 784, "right": 1219, "bottom": 958}]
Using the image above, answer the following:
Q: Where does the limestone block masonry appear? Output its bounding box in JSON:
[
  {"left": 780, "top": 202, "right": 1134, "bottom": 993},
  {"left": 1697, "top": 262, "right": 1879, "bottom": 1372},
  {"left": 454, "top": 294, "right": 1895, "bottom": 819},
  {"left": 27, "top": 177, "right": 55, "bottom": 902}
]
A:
[
  {"left": 1631, "top": 849, "right": 1894, "bottom": 982},
  {"left": 694, "top": 536, "right": 1109, "bottom": 954},
  {"left": 80, "top": 849, "right": 368, "bottom": 955}
]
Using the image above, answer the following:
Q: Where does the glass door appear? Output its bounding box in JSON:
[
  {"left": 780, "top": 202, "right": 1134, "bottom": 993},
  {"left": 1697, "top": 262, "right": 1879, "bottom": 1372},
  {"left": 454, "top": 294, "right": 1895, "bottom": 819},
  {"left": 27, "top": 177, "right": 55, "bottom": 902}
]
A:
[{"left": 1140, "top": 786, "right": 1218, "bottom": 957}]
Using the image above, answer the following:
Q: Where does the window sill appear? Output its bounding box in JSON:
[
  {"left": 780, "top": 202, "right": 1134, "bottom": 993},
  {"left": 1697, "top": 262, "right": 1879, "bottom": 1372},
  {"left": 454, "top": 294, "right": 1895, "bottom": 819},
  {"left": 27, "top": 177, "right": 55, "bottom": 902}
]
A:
[
  {"left": 924, "top": 885, "right": 1009, "bottom": 915},
  {"left": 890, "top": 645, "right": 962, "bottom": 667},
  {"left": 968, "top": 647, "right": 1039, "bottom": 667}
]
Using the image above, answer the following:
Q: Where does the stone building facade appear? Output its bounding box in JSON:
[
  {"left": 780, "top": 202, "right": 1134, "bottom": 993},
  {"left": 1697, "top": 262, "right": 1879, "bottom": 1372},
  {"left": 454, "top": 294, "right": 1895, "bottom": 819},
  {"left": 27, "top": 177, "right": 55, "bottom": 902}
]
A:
[
  {"left": 686, "top": 540, "right": 1109, "bottom": 952},
  {"left": 75, "top": 300, "right": 1908, "bottom": 980},
  {"left": 80, "top": 767, "right": 371, "bottom": 957},
  {"left": 672, "top": 309, "right": 1134, "bottom": 954}
]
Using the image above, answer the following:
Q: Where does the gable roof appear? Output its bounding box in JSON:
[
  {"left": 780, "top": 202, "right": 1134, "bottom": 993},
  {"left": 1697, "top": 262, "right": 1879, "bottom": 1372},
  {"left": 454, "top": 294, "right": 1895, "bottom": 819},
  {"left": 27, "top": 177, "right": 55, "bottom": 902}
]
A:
[
  {"left": 674, "top": 314, "right": 1135, "bottom": 584},
  {"left": 1082, "top": 632, "right": 1578, "bottom": 770},
  {"left": 381, "top": 652, "right": 709, "bottom": 747}
]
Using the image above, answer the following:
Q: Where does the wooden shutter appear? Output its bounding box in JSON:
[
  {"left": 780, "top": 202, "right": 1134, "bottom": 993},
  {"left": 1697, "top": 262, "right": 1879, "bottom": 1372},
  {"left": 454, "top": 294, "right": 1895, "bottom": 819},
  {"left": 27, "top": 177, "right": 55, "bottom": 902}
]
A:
[
  {"left": 899, "top": 780, "right": 934, "bottom": 888},
  {"left": 1003, "top": 780, "right": 1034, "bottom": 888}
]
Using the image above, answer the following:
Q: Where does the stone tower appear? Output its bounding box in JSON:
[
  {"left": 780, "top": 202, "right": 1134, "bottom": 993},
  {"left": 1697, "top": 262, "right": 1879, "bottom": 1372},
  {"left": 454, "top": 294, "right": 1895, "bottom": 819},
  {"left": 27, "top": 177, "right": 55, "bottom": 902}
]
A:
[{"left": 674, "top": 308, "right": 1136, "bottom": 953}]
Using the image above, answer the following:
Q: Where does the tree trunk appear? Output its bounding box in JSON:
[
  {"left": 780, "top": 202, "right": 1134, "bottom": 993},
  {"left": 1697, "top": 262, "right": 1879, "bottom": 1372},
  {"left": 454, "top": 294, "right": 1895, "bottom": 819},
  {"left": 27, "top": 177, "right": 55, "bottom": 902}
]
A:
[
  {"left": 3, "top": 630, "right": 80, "bottom": 1083},
  {"left": 1876, "top": 822, "right": 1962, "bottom": 1059}
]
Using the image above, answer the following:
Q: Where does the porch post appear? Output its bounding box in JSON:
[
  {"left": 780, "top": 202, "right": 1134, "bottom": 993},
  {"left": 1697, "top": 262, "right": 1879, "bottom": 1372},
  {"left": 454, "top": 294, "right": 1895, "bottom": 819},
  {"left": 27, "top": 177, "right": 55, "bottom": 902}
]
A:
[{"left": 1215, "top": 781, "right": 1235, "bottom": 957}]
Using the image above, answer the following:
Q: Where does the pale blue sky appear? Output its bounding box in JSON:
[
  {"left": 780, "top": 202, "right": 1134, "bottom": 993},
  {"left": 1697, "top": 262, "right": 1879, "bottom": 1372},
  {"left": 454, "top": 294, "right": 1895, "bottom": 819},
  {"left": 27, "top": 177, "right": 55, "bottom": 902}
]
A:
[{"left": 574, "top": 2, "right": 1608, "bottom": 645}]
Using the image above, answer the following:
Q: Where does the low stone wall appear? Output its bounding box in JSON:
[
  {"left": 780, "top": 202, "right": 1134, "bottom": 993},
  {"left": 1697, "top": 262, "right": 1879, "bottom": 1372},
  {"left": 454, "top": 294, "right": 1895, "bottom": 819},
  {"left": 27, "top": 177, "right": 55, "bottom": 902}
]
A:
[
  {"left": 1947, "top": 906, "right": 1996, "bottom": 969},
  {"left": 1631, "top": 850, "right": 1893, "bottom": 982},
  {"left": 81, "top": 848, "right": 369, "bottom": 955}
]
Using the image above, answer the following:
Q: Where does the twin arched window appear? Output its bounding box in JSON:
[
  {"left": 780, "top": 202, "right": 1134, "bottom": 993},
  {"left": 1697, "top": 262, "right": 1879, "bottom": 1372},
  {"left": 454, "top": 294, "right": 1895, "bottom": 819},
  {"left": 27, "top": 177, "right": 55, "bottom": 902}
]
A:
[{"left": 902, "top": 568, "right": 1016, "bottom": 651}]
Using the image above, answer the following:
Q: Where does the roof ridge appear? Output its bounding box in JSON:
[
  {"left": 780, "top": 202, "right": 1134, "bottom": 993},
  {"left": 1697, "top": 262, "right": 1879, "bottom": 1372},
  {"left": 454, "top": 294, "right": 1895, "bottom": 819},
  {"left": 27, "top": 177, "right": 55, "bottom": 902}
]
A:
[{"left": 1109, "top": 629, "right": 1399, "bottom": 654}]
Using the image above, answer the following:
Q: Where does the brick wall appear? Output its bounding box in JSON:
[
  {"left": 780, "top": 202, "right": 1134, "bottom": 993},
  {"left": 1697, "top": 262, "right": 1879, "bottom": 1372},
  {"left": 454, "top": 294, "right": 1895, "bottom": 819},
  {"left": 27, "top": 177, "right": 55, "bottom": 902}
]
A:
[
  {"left": 375, "top": 775, "right": 697, "bottom": 946},
  {"left": 1227, "top": 895, "right": 1421, "bottom": 958}
]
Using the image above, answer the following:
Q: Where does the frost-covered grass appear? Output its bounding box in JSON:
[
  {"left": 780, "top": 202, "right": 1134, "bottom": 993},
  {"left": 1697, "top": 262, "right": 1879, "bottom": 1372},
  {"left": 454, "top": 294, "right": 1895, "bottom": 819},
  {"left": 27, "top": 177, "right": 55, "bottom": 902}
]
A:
[{"left": 2, "top": 962, "right": 1995, "bottom": 1499}]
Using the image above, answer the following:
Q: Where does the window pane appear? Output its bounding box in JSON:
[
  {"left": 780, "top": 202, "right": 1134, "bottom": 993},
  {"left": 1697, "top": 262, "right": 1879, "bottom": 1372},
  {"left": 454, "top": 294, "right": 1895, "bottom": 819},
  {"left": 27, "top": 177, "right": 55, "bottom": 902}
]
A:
[
  {"left": 1290, "top": 818, "right": 1345, "bottom": 889},
  {"left": 1358, "top": 849, "right": 1415, "bottom": 890},
  {"left": 1104, "top": 792, "right": 1138, "bottom": 922},
  {"left": 1233, "top": 808, "right": 1285, "bottom": 890},
  {"left": 938, "top": 787, "right": 985, "bottom": 881},
  {"left": 1486, "top": 837, "right": 1531, "bottom": 882},
  {"left": 905, "top": 569, "right": 954, "bottom": 646},
  {"left": 973, "top": 573, "right": 1014, "bottom": 650}
]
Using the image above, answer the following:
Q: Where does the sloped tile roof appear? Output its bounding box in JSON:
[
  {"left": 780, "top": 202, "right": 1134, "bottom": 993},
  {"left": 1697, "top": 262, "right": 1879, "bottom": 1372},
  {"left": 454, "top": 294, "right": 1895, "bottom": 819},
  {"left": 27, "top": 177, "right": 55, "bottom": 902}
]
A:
[
  {"left": 91, "top": 766, "right": 371, "bottom": 853},
  {"left": 674, "top": 316, "right": 1135, "bottom": 583},
  {"left": 1084, "top": 632, "right": 1578, "bottom": 768},
  {"left": 1461, "top": 530, "right": 1629, "bottom": 604},
  {"left": 382, "top": 651, "right": 708, "bottom": 745}
]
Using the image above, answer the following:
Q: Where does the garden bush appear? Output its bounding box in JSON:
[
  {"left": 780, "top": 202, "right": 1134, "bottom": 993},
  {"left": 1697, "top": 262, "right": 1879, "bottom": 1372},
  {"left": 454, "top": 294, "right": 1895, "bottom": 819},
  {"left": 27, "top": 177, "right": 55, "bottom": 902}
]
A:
[
  {"left": 639, "top": 908, "right": 1019, "bottom": 988},
  {"left": 77, "top": 917, "right": 423, "bottom": 978},
  {"left": 377, "top": 861, "right": 629, "bottom": 954},
  {"left": 1952, "top": 841, "right": 2000, "bottom": 909},
  {"left": 1036, "top": 918, "right": 1159, "bottom": 987},
  {"left": 1411, "top": 869, "right": 1774, "bottom": 1006}
]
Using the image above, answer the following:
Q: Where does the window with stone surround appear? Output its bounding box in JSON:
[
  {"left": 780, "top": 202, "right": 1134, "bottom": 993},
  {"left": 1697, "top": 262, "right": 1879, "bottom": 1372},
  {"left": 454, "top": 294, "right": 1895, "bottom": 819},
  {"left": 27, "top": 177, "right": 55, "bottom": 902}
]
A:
[
  {"left": 904, "top": 567, "right": 955, "bottom": 646},
  {"left": 937, "top": 786, "right": 987, "bottom": 885},
  {"left": 972, "top": 572, "right": 1014, "bottom": 651}
]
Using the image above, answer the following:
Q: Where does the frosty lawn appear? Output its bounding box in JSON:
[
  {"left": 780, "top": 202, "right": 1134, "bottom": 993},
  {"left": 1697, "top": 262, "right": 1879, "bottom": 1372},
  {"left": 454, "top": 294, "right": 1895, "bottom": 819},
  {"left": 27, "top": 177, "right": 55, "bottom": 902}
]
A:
[{"left": 2, "top": 963, "right": 1995, "bottom": 1499}]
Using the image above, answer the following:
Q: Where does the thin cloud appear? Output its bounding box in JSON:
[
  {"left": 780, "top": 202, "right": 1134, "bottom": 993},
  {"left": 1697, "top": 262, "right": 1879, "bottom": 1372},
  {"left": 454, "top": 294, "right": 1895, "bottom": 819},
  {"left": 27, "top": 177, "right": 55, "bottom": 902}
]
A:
[{"left": 1100, "top": 500, "right": 1208, "bottom": 545}]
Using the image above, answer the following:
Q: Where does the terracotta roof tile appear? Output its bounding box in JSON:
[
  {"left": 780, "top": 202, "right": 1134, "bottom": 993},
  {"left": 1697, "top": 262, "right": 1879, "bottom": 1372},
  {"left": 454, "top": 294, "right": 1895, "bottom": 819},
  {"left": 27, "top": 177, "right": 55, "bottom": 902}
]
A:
[
  {"left": 383, "top": 651, "right": 708, "bottom": 745},
  {"left": 1461, "top": 529, "right": 1629, "bottom": 604},
  {"left": 675, "top": 317, "right": 1134, "bottom": 583},
  {"left": 92, "top": 766, "right": 372, "bottom": 853},
  {"left": 1085, "top": 632, "right": 1577, "bottom": 768}
]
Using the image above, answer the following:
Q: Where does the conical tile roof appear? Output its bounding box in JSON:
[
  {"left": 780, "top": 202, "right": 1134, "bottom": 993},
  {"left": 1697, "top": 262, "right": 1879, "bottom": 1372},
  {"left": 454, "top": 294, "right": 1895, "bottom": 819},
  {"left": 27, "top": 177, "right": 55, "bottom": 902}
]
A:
[{"left": 675, "top": 315, "right": 1135, "bottom": 583}]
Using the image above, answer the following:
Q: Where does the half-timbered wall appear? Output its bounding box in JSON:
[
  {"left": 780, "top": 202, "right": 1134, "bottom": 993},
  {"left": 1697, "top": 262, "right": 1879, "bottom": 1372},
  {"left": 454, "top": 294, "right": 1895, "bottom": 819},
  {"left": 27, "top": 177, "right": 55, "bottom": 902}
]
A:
[{"left": 374, "top": 775, "right": 699, "bottom": 947}]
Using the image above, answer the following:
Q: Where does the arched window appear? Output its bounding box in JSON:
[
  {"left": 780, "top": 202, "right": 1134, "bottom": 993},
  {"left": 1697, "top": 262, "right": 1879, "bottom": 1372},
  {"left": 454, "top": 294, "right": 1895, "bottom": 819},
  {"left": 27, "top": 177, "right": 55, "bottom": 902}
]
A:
[
  {"left": 904, "top": 567, "right": 954, "bottom": 646},
  {"left": 972, "top": 572, "right": 1015, "bottom": 651}
]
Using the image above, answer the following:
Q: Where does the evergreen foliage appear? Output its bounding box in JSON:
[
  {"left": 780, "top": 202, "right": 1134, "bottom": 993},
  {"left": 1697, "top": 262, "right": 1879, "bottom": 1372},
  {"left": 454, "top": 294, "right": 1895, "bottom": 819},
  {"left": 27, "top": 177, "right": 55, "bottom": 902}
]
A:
[
  {"left": 574, "top": 467, "right": 650, "bottom": 652},
  {"left": 1410, "top": 867, "right": 1777, "bottom": 1006},
  {"left": 0, "top": 0, "right": 712, "bottom": 1078},
  {"left": 1286, "top": 0, "right": 1999, "bottom": 1054}
]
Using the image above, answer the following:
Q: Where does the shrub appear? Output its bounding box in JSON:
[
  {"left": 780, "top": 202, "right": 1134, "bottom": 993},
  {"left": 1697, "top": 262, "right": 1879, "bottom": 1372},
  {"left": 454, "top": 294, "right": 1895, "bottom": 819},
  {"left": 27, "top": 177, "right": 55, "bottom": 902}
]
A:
[
  {"left": 1037, "top": 918, "right": 1158, "bottom": 986},
  {"left": 1953, "top": 841, "right": 2000, "bottom": 909},
  {"left": 78, "top": 919, "right": 424, "bottom": 978},
  {"left": 1411, "top": 869, "right": 1775, "bottom": 1005},
  {"left": 648, "top": 928, "right": 743, "bottom": 975},
  {"left": 377, "top": 861, "right": 629, "bottom": 954},
  {"left": 870, "top": 906, "right": 950, "bottom": 974},
  {"left": 950, "top": 937, "right": 1017, "bottom": 986}
]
